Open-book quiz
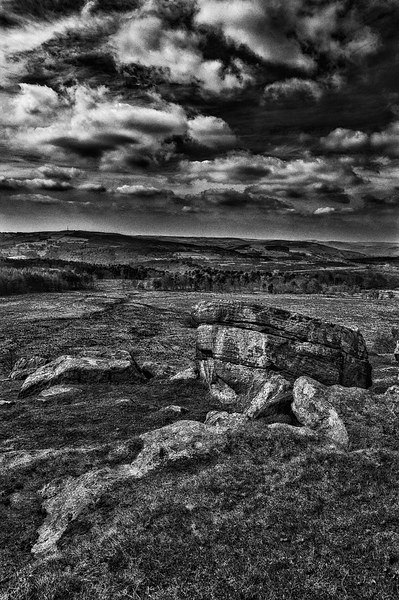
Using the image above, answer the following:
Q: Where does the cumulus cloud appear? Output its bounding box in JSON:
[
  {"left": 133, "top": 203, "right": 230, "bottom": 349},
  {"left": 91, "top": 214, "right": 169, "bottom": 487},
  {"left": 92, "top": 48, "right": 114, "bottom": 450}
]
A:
[
  {"left": 179, "top": 152, "right": 283, "bottom": 184},
  {"left": 111, "top": 11, "right": 253, "bottom": 94},
  {"left": 2, "top": 83, "right": 239, "bottom": 172},
  {"left": 115, "top": 184, "right": 166, "bottom": 196},
  {"left": 77, "top": 182, "right": 107, "bottom": 192},
  {"left": 370, "top": 122, "right": 399, "bottom": 156},
  {"left": 321, "top": 121, "right": 399, "bottom": 157},
  {"left": 321, "top": 128, "right": 369, "bottom": 152},
  {"left": 37, "top": 164, "right": 82, "bottom": 179},
  {"left": 188, "top": 116, "right": 237, "bottom": 149},
  {"left": 263, "top": 78, "right": 323, "bottom": 102},
  {"left": 12, "top": 84, "right": 61, "bottom": 124},
  {"left": 313, "top": 206, "right": 336, "bottom": 215},
  {"left": 179, "top": 152, "right": 359, "bottom": 192},
  {"left": 0, "top": 176, "right": 72, "bottom": 190}
]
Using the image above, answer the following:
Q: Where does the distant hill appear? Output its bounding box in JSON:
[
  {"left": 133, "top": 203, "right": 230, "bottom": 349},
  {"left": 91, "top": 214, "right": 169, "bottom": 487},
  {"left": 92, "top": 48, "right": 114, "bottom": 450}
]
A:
[
  {"left": 0, "top": 231, "right": 375, "bottom": 270},
  {"left": 326, "top": 241, "right": 399, "bottom": 258}
]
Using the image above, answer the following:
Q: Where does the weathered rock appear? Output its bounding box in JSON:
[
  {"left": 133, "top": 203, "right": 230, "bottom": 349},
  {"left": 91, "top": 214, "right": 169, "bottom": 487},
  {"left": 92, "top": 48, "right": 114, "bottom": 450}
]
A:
[
  {"left": 158, "top": 405, "right": 188, "bottom": 416},
  {"left": 205, "top": 410, "right": 247, "bottom": 430},
  {"left": 32, "top": 420, "right": 231, "bottom": 556},
  {"left": 38, "top": 385, "right": 80, "bottom": 402},
  {"left": 244, "top": 373, "right": 292, "bottom": 419},
  {"left": 194, "top": 300, "right": 371, "bottom": 389},
  {"left": 19, "top": 353, "right": 145, "bottom": 398},
  {"left": 382, "top": 385, "right": 399, "bottom": 402},
  {"left": 209, "top": 380, "right": 238, "bottom": 405},
  {"left": 170, "top": 367, "right": 197, "bottom": 381},
  {"left": 267, "top": 422, "right": 317, "bottom": 440},
  {"left": 292, "top": 376, "right": 349, "bottom": 449},
  {"left": 141, "top": 361, "right": 174, "bottom": 379},
  {"left": 9, "top": 356, "right": 47, "bottom": 380}
]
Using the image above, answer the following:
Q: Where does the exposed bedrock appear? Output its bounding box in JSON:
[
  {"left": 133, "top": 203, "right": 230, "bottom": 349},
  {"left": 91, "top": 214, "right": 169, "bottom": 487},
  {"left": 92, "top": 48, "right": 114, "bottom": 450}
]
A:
[
  {"left": 193, "top": 300, "right": 372, "bottom": 390},
  {"left": 19, "top": 351, "right": 145, "bottom": 398}
]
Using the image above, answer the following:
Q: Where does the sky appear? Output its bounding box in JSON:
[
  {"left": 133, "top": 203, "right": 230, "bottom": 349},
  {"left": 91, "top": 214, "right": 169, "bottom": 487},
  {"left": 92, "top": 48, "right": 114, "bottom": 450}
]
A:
[{"left": 0, "top": 0, "right": 398, "bottom": 240}]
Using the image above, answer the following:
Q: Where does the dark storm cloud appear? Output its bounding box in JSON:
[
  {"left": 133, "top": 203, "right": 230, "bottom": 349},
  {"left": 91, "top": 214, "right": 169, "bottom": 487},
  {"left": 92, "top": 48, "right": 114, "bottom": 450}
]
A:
[
  {"left": 360, "top": 193, "right": 398, "bottom": 214},
  {"left": 49, "top": 133, "right": 139, "bottom": 159}
]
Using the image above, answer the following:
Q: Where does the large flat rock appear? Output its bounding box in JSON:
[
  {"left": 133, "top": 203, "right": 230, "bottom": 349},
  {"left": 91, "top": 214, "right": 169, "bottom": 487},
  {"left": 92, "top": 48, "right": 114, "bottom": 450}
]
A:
[
  {"left": 19, "top": 353, "right": 144, "bottom": 398},
  {"left": 194, "top": 300, "right": 372, "bottom": 390}
]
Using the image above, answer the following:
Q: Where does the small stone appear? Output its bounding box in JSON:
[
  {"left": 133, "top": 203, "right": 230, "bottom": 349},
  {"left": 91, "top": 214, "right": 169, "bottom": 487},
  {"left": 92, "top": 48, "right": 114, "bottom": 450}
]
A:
[
  {"left": 141, "top": 362, "right": 174, "bottom": 379},
  {"left": 38, "top": 385, "right": 79, "bottom": 402},
  {"left": 170, "top": 367, "right": 197, "bottom": 381},
  {"left": 244, "top": 373, "right": 292, "bottom": 419},
  {"left": 159, "top": 405, "right": 188, "bottom": 415},
  {"left": 209, "top": 380, "right": 238, "bottom": 405},
  {"left": 292, "top": 376, "right": 349, "bottom": 449}
]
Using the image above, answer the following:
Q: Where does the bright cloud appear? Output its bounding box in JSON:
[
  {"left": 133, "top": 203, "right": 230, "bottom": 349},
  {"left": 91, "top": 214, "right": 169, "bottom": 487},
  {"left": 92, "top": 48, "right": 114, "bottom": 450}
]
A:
[{"left": 111, "top": 12, "right": 253, "bottom": 94}]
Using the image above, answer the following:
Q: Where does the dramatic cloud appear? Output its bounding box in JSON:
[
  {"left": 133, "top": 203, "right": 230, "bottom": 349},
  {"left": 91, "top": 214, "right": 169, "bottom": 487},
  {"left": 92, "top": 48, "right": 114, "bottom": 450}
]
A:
[
  {"left": 112, "top": 11, "right": 253, "bottom": 93},
  {"left": 195, "top": 0, "right": 379, "bottom": 70},
  {"left": 195, "top": 0, "right": 314, "bottom": 70},
  {"left": 179, "top": 152, "right": 359, "bottom": 192},
  {"left": 1, "top": 0, "right": 399, "bottom": 238},
  {"left": 1, "top": 83, "right": 239, "bottom": 173}
]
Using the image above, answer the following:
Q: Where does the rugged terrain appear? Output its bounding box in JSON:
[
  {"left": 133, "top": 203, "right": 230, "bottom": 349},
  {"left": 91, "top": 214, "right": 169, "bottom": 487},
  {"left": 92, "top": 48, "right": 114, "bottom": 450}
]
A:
[{"left": 1, "top": 270, "right": 399, "bottom": 598}]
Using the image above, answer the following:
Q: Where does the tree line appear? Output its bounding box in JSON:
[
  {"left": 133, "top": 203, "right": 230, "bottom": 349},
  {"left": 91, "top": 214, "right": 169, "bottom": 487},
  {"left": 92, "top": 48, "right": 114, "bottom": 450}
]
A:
[
  {"left": 1, "top": 258, "right": 397, "bottom": 295},
  {"left": 0, "top": 267, "right": 94, "bottom": 296}
]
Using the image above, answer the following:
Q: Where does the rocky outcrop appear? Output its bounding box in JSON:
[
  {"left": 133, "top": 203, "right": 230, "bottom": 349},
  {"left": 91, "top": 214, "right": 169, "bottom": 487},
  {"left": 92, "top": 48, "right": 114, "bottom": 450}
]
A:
[
  {"left": 9, "top": 356, "right": 47, "bottom": 380},
  {"left": 19, "top": 351, "right": 145, "bottom": 398},
  {"left": 32, "top": 420, "right": 232, "bottom": 556},
  {"left": 193, "top": 300, "right": 372, "bottom": 390},
  {"left": 292, "top": 376, "right": 349, "bottom": 449}
]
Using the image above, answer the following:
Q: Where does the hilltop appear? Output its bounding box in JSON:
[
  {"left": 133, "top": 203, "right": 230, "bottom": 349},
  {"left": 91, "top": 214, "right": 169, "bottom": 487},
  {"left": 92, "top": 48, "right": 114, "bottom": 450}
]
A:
[{"left": 0, "top": 231, "right": 385, "bottom": 269}]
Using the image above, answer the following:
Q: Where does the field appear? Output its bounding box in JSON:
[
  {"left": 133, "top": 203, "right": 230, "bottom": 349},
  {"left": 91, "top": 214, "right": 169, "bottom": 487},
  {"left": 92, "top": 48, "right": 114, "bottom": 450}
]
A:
[{"left": 1, "top": 277, "right": 399, "bottom": 599}]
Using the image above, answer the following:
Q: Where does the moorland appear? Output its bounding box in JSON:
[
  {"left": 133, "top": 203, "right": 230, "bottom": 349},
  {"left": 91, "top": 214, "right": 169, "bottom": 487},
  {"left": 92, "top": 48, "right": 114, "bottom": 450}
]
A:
[{"left": 0, "top": 232, "right": 399, "bottom": 600}]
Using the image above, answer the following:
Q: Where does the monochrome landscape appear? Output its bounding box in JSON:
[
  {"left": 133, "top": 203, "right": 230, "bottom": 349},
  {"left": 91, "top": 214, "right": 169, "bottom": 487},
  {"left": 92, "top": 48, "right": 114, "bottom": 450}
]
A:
[{"left": 0, "top": 1, "right": 399, "bottom": 599}]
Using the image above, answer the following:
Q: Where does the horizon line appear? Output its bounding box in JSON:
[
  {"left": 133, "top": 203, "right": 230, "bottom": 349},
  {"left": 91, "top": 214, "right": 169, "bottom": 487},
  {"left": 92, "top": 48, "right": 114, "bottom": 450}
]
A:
[{"left": 0, "top": 229, "right": 396, "bottom": 245}]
